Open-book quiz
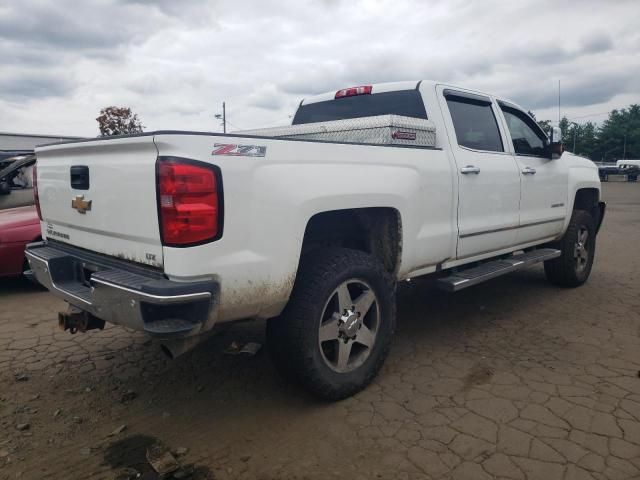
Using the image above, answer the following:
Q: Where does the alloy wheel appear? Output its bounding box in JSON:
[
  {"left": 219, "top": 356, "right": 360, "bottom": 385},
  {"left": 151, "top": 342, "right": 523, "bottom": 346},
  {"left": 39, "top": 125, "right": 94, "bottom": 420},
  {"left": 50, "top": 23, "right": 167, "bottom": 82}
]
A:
[{"left": 317, "top": 279, "right": 380, "bottom": 373}]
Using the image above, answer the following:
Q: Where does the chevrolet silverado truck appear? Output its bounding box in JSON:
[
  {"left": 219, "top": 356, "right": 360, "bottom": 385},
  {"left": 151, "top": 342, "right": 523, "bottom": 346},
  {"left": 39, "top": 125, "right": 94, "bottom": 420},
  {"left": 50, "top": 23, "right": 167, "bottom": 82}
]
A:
[{"left": 26, "top": 81, "right": 605, "bottom": 399}]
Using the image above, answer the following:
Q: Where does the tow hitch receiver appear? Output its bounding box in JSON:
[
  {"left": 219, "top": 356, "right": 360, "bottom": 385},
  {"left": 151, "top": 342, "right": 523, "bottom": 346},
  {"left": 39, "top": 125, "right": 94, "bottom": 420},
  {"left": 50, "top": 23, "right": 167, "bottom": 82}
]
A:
[{"left": 58, "top": 306, "right": 105, "bottom": 334}]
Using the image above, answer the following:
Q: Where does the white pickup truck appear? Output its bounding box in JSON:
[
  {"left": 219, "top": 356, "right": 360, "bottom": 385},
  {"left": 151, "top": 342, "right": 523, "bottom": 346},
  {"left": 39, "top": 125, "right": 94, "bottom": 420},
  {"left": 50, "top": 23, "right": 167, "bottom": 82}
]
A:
[{"left": 27, "top": 80, "right": 605, "bottom": 399}]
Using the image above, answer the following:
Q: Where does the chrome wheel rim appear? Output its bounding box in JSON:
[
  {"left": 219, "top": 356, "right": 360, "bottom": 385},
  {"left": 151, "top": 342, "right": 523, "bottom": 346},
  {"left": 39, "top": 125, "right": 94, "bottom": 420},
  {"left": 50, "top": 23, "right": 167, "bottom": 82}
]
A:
[
  {"left": 317, "top": 279, "right": 380, "bottom": 373},
  {"left": 574, "top": 226, "right": 590, "bottom": 273}
]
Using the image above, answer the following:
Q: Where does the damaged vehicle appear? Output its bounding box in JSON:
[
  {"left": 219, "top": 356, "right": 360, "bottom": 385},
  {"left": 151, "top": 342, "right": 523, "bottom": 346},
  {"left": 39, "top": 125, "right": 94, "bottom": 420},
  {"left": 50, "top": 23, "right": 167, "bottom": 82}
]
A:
[
  {"left": 26, "top": 80, "right": 605, "bottom": 399},
  {"left": 0, "top": 205, "right": 40, "bottom": 278},
  {"left": 0, "top": 154, "right": 36, "bottom": 211}
]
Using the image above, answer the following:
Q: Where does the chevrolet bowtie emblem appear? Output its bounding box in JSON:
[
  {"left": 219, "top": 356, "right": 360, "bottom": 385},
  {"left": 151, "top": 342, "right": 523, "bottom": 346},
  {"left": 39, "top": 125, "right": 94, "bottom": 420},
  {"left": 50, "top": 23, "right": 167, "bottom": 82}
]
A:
[{"left": 71, "top": 195, "right": 92, "bottom": 214}]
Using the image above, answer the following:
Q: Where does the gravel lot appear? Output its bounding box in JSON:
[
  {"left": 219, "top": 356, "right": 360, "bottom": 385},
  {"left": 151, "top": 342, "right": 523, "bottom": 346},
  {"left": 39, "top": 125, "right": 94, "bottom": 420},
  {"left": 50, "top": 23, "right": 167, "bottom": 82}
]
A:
[{"left": 1, "top": 182, "right": 639, "bottom": 480}]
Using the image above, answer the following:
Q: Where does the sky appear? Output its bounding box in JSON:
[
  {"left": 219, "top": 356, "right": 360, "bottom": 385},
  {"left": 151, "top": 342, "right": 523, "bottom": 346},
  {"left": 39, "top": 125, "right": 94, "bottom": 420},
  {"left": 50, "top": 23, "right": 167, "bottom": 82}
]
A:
[{"left": 1, "top": 0, "right": 639, "bottom": 137}]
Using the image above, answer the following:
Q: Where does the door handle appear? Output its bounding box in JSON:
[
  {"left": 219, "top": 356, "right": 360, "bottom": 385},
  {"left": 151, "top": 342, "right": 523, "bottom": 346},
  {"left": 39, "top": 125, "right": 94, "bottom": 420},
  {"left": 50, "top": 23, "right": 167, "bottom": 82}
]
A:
[
  {"left": 521, "top": 166, "right": 537, "bottom": 175},
  {"left": 460, "top": 165, "right": 481, "bottom": 174}
]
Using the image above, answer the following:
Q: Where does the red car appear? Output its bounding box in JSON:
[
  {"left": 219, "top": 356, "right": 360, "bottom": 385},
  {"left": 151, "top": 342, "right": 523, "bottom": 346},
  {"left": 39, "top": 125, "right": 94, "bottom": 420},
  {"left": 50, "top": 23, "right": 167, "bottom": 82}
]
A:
[{"left": 0, "top": 205, "right": 41, "bottom": 277}]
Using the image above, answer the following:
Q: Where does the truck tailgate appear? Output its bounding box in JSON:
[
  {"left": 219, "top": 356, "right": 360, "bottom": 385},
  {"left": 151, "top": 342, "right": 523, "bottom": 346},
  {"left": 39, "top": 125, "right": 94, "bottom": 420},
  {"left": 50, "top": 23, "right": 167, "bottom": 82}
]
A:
[{"left": 35, "top": 135, "right": 163, "bottom": 268}]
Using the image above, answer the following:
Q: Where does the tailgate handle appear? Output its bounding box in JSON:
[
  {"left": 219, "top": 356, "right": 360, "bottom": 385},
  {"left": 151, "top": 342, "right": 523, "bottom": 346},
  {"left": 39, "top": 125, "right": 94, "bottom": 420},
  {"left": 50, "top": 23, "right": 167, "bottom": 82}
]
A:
[{"left": 70, "top": 166, "right": 90, "bottom": 190}]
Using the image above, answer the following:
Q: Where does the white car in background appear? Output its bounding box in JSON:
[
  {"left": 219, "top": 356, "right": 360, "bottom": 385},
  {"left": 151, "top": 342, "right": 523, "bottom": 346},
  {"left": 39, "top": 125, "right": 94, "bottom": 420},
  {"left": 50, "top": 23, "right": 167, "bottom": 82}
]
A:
[{"left": 616, "top": 159, "right": 640, "bottom": 181}]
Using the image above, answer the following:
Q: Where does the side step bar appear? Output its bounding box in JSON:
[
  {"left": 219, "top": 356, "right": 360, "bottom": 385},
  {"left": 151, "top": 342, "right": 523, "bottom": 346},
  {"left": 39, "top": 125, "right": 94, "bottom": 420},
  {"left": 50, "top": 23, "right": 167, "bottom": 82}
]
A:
[{"left": 437, "top": 248, "right": 561, "bottom": 292}]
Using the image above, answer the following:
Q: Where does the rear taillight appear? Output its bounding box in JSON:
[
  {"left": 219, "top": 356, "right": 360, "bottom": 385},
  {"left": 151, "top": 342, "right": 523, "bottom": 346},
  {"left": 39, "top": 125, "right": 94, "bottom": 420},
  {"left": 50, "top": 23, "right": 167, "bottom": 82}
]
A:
[
  {"left": 335, "top": 85, "right": 372, "bottom": 99},
  {"left": 33, "top": 163, "right": 42, "bottom": 220},
  {"left": 157, "top": 158, "right": 222, "bottom": 246}
]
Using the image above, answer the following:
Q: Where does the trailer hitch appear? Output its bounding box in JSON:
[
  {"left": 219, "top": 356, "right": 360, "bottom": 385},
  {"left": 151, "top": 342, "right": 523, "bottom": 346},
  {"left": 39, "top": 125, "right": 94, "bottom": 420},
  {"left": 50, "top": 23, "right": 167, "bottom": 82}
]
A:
[{"left": 58, "top": 306, "right": 105, "bottom": 334}]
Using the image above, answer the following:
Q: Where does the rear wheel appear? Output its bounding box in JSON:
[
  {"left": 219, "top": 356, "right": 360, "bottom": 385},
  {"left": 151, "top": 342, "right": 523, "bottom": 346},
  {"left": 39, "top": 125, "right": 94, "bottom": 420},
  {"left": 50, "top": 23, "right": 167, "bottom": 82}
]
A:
[
  {"left": 544, "top": 210, "right": 595, "bottom": 287},
  {"left": 267, "top": 247, "right": 396, "bottom": 400}
]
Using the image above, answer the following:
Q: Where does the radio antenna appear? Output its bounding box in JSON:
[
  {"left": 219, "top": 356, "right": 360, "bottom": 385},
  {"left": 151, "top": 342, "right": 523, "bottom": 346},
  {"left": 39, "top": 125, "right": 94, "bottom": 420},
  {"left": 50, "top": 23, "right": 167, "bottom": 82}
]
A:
[{"left": 558, "top": 80, "right": 561, "bottom": 124}]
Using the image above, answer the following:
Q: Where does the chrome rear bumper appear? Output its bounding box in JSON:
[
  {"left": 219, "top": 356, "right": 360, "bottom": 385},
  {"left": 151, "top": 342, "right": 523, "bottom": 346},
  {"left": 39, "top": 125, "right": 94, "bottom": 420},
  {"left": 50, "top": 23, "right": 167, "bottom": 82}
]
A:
[{"left": 26, "top": 241, "right": 218, "bottom": 338}]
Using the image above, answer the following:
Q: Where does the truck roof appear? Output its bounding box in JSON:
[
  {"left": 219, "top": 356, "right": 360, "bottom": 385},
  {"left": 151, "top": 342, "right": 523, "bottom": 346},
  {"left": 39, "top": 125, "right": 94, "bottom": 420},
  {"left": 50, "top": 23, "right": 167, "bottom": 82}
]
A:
[{"left": 300, "top": 80, "right": 524, "bottom": 112}]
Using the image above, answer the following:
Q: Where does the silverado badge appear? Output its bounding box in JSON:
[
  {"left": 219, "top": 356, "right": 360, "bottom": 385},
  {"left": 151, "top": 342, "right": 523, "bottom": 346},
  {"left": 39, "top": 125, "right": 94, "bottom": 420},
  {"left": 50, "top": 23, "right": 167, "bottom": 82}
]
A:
[{"left": 71, "top": 195, "right": 92, "bottom": 214}]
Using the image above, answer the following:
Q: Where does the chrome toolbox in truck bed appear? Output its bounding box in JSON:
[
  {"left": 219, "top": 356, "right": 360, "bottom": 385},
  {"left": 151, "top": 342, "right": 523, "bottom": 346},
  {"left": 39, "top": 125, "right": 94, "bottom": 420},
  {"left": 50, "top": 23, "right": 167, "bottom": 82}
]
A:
[{"left": 237, "top": 114, "right": 437, "bottom": 147}]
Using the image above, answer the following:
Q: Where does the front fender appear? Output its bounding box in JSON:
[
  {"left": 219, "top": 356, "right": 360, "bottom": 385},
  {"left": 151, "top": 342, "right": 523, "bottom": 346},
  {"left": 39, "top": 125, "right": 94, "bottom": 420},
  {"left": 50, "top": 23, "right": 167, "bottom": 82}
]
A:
[{"left": 562, "top": 154, "right": 602, "bottom": 233}]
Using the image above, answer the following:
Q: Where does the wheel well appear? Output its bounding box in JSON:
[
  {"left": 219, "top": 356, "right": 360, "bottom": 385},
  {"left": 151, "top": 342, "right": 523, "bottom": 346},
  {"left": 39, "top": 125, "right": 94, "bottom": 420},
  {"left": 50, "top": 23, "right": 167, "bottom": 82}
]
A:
[
  {"left": 301, "top": 208, "right": 402, "bottom": 274},
  {"left": 573, "top": 188, "right": 599, "bottom": 215}
]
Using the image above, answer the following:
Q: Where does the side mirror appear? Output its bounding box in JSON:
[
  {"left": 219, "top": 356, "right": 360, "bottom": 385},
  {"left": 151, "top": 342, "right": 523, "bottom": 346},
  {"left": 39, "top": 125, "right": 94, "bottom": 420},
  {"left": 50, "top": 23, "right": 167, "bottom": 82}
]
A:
[
  {"left": 549, "top": 126, "right": 563, "bottom": 159},
  {"left": 0, "top": 181, "right": 11, "bottom": 195}
]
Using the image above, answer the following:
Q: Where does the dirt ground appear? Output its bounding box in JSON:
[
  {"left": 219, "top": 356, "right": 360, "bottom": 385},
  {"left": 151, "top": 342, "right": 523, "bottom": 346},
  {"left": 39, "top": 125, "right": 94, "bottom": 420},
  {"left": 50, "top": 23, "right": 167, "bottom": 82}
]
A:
[{"left": 1, "top": 182, "right": 639, "bottom": 480}]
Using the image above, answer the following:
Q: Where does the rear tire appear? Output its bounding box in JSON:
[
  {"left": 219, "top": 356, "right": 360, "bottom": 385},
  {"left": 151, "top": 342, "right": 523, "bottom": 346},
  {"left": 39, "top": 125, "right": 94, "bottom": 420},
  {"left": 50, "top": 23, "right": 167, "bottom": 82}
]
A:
[
  {"left": 267, "top": 247, "right": 396, "bottom": 400},
  {"left": 544, "top": 209, "right": 596, "bottom": 287}
]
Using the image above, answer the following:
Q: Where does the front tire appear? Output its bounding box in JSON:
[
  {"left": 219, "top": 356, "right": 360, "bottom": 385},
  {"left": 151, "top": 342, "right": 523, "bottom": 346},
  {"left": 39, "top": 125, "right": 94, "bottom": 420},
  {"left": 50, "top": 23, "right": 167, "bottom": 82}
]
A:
[
  {"left": 544, "top": 210, "right": 596, "bottom": 287},
  {"left": 267, "top": 247, "right": 396, "bottom": 400}
]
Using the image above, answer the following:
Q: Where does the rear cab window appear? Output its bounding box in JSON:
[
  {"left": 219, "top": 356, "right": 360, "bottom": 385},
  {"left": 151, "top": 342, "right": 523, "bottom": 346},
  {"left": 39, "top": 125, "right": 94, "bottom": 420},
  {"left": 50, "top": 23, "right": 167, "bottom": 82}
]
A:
[{"left": 292, "top": 90, "right": 428, "bottom": 125}]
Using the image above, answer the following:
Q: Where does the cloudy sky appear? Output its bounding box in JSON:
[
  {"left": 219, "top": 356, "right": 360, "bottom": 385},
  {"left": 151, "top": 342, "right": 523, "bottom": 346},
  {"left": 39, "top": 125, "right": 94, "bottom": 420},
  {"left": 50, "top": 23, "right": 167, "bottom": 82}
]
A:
[{"left": 1, "top": 0, "right": 638, "bottom": 137}]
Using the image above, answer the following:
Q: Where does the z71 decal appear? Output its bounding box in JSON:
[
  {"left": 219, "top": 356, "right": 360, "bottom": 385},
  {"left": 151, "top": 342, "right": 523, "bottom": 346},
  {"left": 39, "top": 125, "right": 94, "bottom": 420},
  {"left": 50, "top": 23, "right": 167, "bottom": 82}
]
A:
[{"left": 212, "top": 143, "right": 266, "bottom": 157}]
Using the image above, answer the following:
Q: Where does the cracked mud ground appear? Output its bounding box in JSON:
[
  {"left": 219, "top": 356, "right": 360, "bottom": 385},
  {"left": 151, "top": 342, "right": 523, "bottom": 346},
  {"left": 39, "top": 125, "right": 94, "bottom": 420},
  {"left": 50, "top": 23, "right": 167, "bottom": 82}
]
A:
[{"left": 1, "top": 182, "right": 639, "bottom": 480}]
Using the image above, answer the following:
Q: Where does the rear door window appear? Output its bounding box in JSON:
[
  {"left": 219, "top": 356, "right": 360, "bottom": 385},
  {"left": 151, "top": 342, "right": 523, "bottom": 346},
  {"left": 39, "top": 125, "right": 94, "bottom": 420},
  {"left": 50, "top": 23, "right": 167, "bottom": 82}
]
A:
[{"left": 445, "top": 96, "right": 504, "bottom": 152}]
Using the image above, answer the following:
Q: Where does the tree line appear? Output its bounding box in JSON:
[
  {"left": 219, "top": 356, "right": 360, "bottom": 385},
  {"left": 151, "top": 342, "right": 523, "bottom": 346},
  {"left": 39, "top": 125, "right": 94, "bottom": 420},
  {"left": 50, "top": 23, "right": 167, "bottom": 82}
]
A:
[{"left": 533, "top": 104, "right": 639, "bottom": 162}]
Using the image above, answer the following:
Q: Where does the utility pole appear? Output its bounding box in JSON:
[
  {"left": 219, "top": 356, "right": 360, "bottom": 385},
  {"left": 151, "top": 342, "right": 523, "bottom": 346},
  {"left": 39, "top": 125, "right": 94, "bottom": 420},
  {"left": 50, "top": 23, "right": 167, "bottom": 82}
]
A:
[
  {"left": 215, "top": 102, "right": 226, "bottom": 133},
  {"left": 570, "top": 122, "right": 579, "bottom": 153},
  {"left": 623, "top": 134, "right": 627, "bottom": 160},
  {"left": 603, "top": 147, "right": 618, "bottom": 162}
]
